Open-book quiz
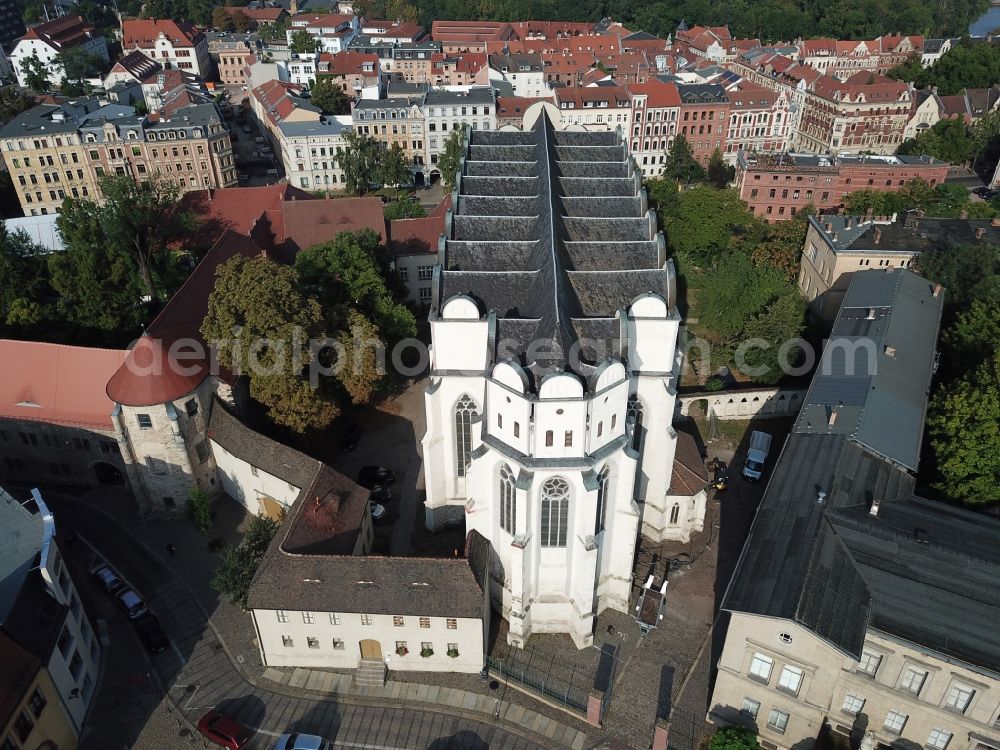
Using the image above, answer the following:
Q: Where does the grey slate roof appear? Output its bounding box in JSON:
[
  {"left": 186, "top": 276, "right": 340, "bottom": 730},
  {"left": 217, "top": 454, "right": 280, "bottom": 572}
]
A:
[
  {"left": 809, "top": 214, "right": 1000, "bottom": 255},
  {"left": 434, "top": 112, "right": 675, "bottom": 380},
  {"left": 723, "top": 269, "right": 959, "bottom": 663},
  {"left": 0, "top": 487, "right": 42, "bottom": 624},
  {"left": 794, "top": 270, "right": 942, "bottom": 471}
]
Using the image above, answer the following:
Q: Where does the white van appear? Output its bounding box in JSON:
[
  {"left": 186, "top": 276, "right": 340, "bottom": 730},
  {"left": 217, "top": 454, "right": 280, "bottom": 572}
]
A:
[{"left": 742, "top": 430, "right": 772, "bottom": 481}]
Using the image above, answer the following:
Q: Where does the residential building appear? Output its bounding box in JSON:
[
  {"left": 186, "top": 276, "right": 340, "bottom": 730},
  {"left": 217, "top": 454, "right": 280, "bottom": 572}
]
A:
[
  {"left": 677, "top": 83, "right": 730, "bottom": 164},
  {"left": 121, "top": 19, "right": 211, "bottom": 79},
  {"left": 495, "top": 95, "right": 550, "bottom": 129},
  {"left": 487, "top": 52, "right": 547, "bottom": 98},
  {"left": 430, "top": 52, "right": 490, "bottom": 87},
  {"left": 103, "top": 49, "right": 161, "bottom": 88},
  {"left": 730, "top": 49, "right": 809, "bottom": 150},
  {"left": 921, "top": 37, "right": 958, "bottom": 67},
  {"left": 286, "top": 13, "right": 359, "bottom": 54},
  {"left": 359, "top": 18, "right": 425, "bottom": 44},
  {"left": 423, "top": 88, "right": 495, "bottom": 177},
  {"left": 283, "top": 51, "right": 320, "bottom": 86},
  {"left": 388, "top": 196, "right": 447, "bottom": 304},
  {"left": 0, "top": 486, "right": 101, "bottom": 745},
  {"left": 709, "top": 268, "right": 1000, "bottom": 750},
  {"left": 628, "top": 78, "right": 681, "bottom": 178},
  {"left": 421, "top": 110, "right": 706, "bottom": 648},
  {"left": 736, "top": 152, "right": 949, "bottom": 221},
  {"left": 724, "top": 83, "right": 792, "bottom": 161},
  {"left": 279, "top": 116, "right": 351, "bottom": 190},
  {"left": 10, "top": 14, "right": 108, "bottom": 89},
  {"left": 0, "top": 0, "right": 26, "bottom": 50},
  {"left": 431, "top": 20, "right": 514, "bottom": 54},
  {"left": 903, "top": 89, "right": 943, "bottom": 140},
  {"left": 215, "top": 35, "right": 257, "bottom": 86},
  {"left": 797, "top": 73, "right": 911, "bottom": 155},
  {"left": 384, "top": 40, "right": 441, "bottom": 85},
  {"left": 798, "top": 213, "right": 1000, "bottom": 319},
  {"left": 796, "top": 35, "right": 922, "bottom": 79},
  {"left": 237, "top": 6, "right": 289, "bottom": 30},
  {"left": 316, "top": 50, "right": 379, "bottom": 97},
  {"left": 250, "top": 79, "right": 320, "bottom": 149},
  {"left": 552, "top": 85, "right": 631, "bottom": 132},
  {"left": 352, "top": 95, "right": 425, "bottom": 175}
]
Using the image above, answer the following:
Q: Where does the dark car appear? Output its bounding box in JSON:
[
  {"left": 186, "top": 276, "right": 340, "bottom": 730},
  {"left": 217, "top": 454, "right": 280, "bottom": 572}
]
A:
[
  {"left": 90, "top": 563, "right": 123, "bottom": 594},
  {"left": 357, "top": 465, "right": 395, "bottom": 488},
  {"left": 134, "top": 613, "right": 168, "bottom": 653},
  {"left": 115, "top": 587, "right": 148, "bottom": 620},
  {"left": 197, "top": 710, "right": 254, "bottom": 750},
  {"left": 341, "top": 424, "right": 362, "bottom": 451},
  {"left": 973, "top": 186, "right": 992, "bottom": 198},
  {"left": 370, "top": 485, "right": 392, "bottom": 503}
]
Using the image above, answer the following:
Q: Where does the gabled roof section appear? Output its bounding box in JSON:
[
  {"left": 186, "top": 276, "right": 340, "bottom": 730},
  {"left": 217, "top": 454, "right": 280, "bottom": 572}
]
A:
[
  {"left": 122, "top": 18, "right": 202, "bottom": 48},
  {"left": 18, "top": 14, "right": 96, "bottom": 51},
  {"left": 435, "top": 112, "right": 674, "bottom": 377},
  {"left": 794, "top": 270, "right": 943, "bottom": 471}
]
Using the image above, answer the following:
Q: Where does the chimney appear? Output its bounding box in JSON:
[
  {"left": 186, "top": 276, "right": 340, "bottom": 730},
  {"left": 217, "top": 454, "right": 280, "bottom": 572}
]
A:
[
  {"left": 884, "top": 345, "right": 896, "bottom": 358},
  {"left": 824, "top": 221, "right": 833, "bottom": 233},
  {"left": 976, "top": 227, "right": 986, "bottom": 239},
  {"left": 828, "top": 408, "right": 838, "bottom": 426},
  {"left": 817, "top": 490, "right": 827, "bottom": 504},
  {"left": 869, "top": 496, "right": 881, "bottom": 516},
  {"left": 932, "top": 283, "right": 942, "bottom": 297},
  {"left": 874, "top": 227, "right": 882, "bottom": 244}
]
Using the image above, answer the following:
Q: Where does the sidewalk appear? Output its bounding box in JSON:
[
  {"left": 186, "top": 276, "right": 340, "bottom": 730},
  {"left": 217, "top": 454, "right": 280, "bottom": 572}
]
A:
[{"left": 64, "top": 487, "right": 596, "bottom": 749}]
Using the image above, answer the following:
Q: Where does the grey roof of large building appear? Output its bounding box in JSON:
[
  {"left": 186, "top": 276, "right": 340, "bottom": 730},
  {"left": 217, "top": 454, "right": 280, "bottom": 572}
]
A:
[
  {"left": 810, "top": 213, "right": 1000, "bottom": 254},
  {"left": 677, "top": 83, "right": 728, "bottom": 103},
  {"left": 720, "top": 270, "right": 1000, "bottom": 670},
  {"left": 432, "top": 112, "right": 676, "bottom": 381},
  {"left": 794, "top": 270, "right": 942, "bottom": 471},
  {"left": 424, "top": 87, "right": 494, "bottom": 106},
  {"left": 278, "top": 117, "right": 349, "bottom": 138}
]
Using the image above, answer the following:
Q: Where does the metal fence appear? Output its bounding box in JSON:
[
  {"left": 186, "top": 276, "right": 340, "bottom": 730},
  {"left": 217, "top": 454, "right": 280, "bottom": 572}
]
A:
[{"left": 486, "top": 642, "right": 594, "bottom": 715}]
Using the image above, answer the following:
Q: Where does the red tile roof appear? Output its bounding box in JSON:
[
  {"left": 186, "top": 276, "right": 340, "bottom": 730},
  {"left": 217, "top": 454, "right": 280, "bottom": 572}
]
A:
[
  {"left": 122, "top": 19, "right": 202, "bottom": 48},
  {"left": 274, "top": 197, "right": 386, "bottom": 254},
  {"left": 179, "top": 184, "right": 316, "bottom": 246},
  {"left": 388, "top": 213, "right": 444, "bottom": 256},
  {"left": 431, "top": 52, "right": 488, "bottom": 75},
  {"left": 0, "top": 340, "right": 128, "bottom": 430},
  {"left": 432, "top": 20, "right": 513, "bottom": 44},
  {"left": 669, "top": 430, "right": 708, "bottom": 495},
  {"left": 19, "top": 14, "right": 95, "bottom": 51},
  {"left": 496, "top": 95, "right": 549, "bottom": 120},
  {"left": 318, "top": 51, "right": 379, "bottom": 77},
  {"left": 237, "top": 6, "right": 287, "bottom": 21},
  {"left": 628, "top": 79, "right": 681, "bottom": 108}
]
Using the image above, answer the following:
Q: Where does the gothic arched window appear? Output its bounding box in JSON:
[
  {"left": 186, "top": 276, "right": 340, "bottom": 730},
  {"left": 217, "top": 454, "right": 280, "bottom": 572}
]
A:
[
  {"left": 628, "top": 396, "right": 645, "bottom": 452},
  {"left": 540, "top": 477, "right": 570, "bottom": 547},
  {"left": 669, "top": 503, "right": 680, "bottom": 525},
  {"left": 499, "top": 463, "right": 516, "bottom": 535},
  {"left": 454, "top": 395, "right": 478, "bottom": 477},
  {"left": 595, "top": 466, "right": 610, "bottom": 534}
]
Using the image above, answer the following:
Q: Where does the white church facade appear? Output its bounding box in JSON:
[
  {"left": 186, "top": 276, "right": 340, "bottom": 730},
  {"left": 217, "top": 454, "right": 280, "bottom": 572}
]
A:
[{"left": 421, "top": 105, "right": 707, "bottom": 649}]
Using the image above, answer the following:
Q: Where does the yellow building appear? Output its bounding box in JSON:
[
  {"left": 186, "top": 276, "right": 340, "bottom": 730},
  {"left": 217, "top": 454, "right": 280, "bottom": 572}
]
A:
[{"left": 1, "top": 632, "right": 78, "bottom": 750}]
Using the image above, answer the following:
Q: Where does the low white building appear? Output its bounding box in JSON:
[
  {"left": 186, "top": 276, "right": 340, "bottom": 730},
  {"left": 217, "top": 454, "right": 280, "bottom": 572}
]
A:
[
  {"left": 422, "top": 87, "right": 496, "bottom": 175},
  {"left": 487, "top": 52, "right": 547, "bottom": 98},
  {"left": 278, "top": 116, "right": 351, "bottom": 191},
  {"left": 10, "top": 14, "right": 108, "bottom": 89},
  {"left": 283, "top": 52, "right": 319, "bottom": 86},
  {"left": 286, "top": 13, "right": 359, "bottom": 54}
]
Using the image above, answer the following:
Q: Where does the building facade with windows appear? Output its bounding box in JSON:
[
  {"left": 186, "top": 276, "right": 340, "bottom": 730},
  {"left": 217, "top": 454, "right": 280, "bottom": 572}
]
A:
[
  {"left": 10, "top": 14, "right": 108, "bottom": 89},
  {"left": 711, "top": 269, "right": 1000, "bottom": 750},
  {"left": 421, "top": 107, "right": 704, "bottom": 649},
  {"left": 422, "top": 87, "right": 495, "bottom": 177},
  {"left": 628, "top": 79, "right": 681, "bottom": 178},
  {"left": 278, "top": 117, "right": 350, "bottom": 191},
  {"left": 1, "top": 487, "right": 101, "bottom": 749},
  {"left": 352, "top": 96, "right": 425, "bottom": 175},
  {"left": 121, "top": 19, "right": 210, "bottom": 79},
  {"left": 677, "top": 84, "right": 731, "bottom": 164}
]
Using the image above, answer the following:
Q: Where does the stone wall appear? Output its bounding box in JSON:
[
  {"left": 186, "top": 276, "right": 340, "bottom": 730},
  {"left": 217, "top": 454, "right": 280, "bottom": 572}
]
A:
[{"left": 675, "top": 388, "right": 807, "bottom": 421}]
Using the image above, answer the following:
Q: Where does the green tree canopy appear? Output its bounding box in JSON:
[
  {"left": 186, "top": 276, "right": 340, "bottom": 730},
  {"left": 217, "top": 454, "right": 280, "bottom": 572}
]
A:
[
  {"left": 309, "top": 77, "right": 349, "bottom": 115},
  {"left": 437, "top": 129, "right": 465, "bottom": 190},
  {"left": 211, "top": 514, "right": 280, "bottom": 610},
  {"left": 661, "top": 184, "right": 755, "bottom": 264},
  {"left": 211, "top": 5, "right": 235, "bottom": 30},
  {"left": 383, "top": 194, "right": 426, "bottom": 220},
  {"left": 888, "top": 39, "right": 1000, "bottom": 95},
  {"left": 378, "top": 142, "right": 411, "bottom": 187},
  {"left": 662, "top": 134, "right": 704, "bottom": 183},
  {"left": 709, "top": 727, "right": 762, "bottom": 750},
  {"left": 0, "top": 223, "right": 52, "bottom": 329},
  {"left": 706, "top": 147, "right": 735, "bottom": 188},
  {"left": 897, "top": 118, "right": 973, "bottom": 165},
  {"left": 337, "top": 131, "right": 381, "bottom": 195},
  {"left": 56, "top": 47, "right": 105, "bottom": 88},
  {"left": 201, "top": 254, "right": 340, "bottom": 432},
  {"left": 289, "top": 28, "right": 321, "bottom": 54},
  {"left": 0, "top": 87, "right": 32, "bottom": 125},
  {"left": 916, "top": 242, "right": 1000, "bottom": 309},
  {"left": 20, "top": 53, "right": 51, "bottom": 93}
]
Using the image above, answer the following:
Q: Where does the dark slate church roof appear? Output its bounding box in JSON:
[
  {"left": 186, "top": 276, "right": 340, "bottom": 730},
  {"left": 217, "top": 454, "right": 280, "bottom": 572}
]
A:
[
  {"left": 432, "top": 113, "right": 675, "bottom": 381},
  {"left": 721, "top": 269, "right": 1000, "bottom": 673}
]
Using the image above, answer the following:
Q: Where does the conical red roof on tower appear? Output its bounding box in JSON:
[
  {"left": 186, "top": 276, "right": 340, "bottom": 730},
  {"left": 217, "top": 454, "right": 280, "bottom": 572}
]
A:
[{"left": 106, "top": 334, "right": 208, "bottom": 407}]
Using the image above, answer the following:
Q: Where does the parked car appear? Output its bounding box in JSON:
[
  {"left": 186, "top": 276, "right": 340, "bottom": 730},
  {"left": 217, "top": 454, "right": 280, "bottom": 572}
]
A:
[
  {"left": 742, "top": 430, "right": 773, "bottom": 481},
  {"left": 358, "top": 465, "right": 395, "bottom": 487},
  {"left": 371, "top": 503, "right": 386, "bottom": 522},
  {"left": 370, "top": 485, "right": 391, "bottom": 503},
  {"left": 133, "top": 613, "right": 168, "bottom": 653},
  {"left": 197, "top": 710, "right": 253, "bottom": 750},
  {"left": 341, "top": 424, "right": 362, "bottom": 451},
  {"left": 274, "top": 733, "right": 331, "bottom": 750},
  {"left": 115, "top": 587, "right": 148, "bottom": 620},
  {"left": 973, "top": 186, "right": 995, "bottom": 199},
  {"left": 91, "top": 563, "right": 123, "bottom": 594}
]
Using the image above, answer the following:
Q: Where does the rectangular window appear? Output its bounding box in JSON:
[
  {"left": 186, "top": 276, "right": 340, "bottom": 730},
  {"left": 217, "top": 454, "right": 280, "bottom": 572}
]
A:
[
  {"left": 420, "top": 617, "right": 430, "bottom": 628},
  {"left": 195, "top": 440, "right": 211, "bottom": 463},
  {"left": 14, "top": 711, "right": 34, "bottom": 742},
  {"left": 545, "top": 430, "right": 553, "bottom": 447},
  {"left": 28, "top": 687, "right": 47, "bottom": 718},
  {"left": 446, "top": 619, "right": 457, "bottom": 630},
  {"left": 394, "top": 615, "right": 405, "bottom": 627},
  {"left": 333, "top": 638, "right": 345, "bottom": 649},
  {"left": 858, "top": 651, "right": 881, "bottom": 676},
  {"left": 927, "top": 730, "right": 951, "bottom": 750},
  {"left": 302, "top": 611, "right": 315, "bottom": 624},
  {"left": 57, "top": 626, "right": 73, "bottom": 658},
  {"left": 276, "top": 610, "right": 289, "bottom": 623},
  {"left": 748, "top": 653, "right": 773, "bottom": 683},
  {"left": 69, "top": 650, "right": 83, "bottom": 679},
  {"left": 767, "top": 709, "right": 789, "bottom": 733},
  {"left": 842, "top": 693, "right": 865, "bottom": 715},
  {"left": 361, "top": 614, "right": 373, "bottom": 625},
  {"left": 944, "top": 684, "right": 974, "bottom": 712},
  {"left": 741, "top": 698, "right": 760, "bottom": 719},
  {"left": 329, "top": 613, "right": 341, "bottom": 625},
  {"left": 883, "top": 710, "right": 907, "bottom": 734},
  {"left": 778, "top": 665, "right": 803, "bottom": 695},
  {"left": 185, "top": 399, "right": 199, "bottom": 416},
  {"left": 564, "top": 431, "right": 573, "bottom": 447},
  {"left": 417, "top": 265, "right": 433, "bottom": 280},
  {"left": 307, "top": 637, "right": 320, "bottom": 649},
  {"left": 513, "top": 422, "right": 520, "bottom": 438},
  {"left": 900, "top": 667, "right": 926, "bottom": 694},
  {"left": 137, "top": 414, "right": 153, "bottom": 429},
  {"left": 421, "top": 641, "right": 433, "bottom": 653},
  {"left": 282, "top": 635, "right": 294, "bottom": 647}
]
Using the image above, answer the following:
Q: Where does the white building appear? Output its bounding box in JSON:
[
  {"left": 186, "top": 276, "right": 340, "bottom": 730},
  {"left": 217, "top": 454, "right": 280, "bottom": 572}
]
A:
[
  {"left": 120, "top": 19, "right": 211, "bottom": 79},
  {"left": 286, "top": 13, "right": 359, "bottom": 54},
  {"left": 277, "top": 116, "right": 351, "bottom": 191},
  {"left": 422, "top": 87, "right": 496, "bottom": 173},
  {"left": 10, "top": 14, "right": 108, "bottom": 89},
  {"left": 552, "top": 85, "right": 632, "bottom": 132},
  {"left": 283, "top": 52, "right": 319, "bottom": 86},
  {"left": 920, "top": 37, "right": 957, "bottom": 67},
  {"left": 421, "top": 105, "right": 704, "bottom": 649},
  {"left": 487, "top": 52, "right": 547, "bottom": 98}
]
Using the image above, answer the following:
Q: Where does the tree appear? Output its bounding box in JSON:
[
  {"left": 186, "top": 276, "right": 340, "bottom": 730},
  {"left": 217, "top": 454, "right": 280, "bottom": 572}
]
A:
[
  {"left": 56, "top": 47, "right": 105, "bottom": 89},
  {"left": 294, "top": 229, "right": 416, "bottom": 342},
  {"left": 201, "top": 254, "right": 340, "bottom": 432},
  {"left": 437, "top": 129, "right": 465, "bottom": 190},
  {"left": 309, "top": 76, "right": 349, "bottom": 115},
  {"left": 662, "top": 134, "right": 704, "bottom": 183},
  {"left": 706, "top": 147, "right": 735, "bottom": 188},
  {"left": 188, "top": 487, "right": 213, "bottom": 532},
  {"left": 231, "top": 9, "right": 252, "bottom": 31},
  {"left": 889, "top": 39, "right": 1000, "bottom": 95},
  {"left": 211, "top": 5, "right": 235, "bottom": 29},
  {"left": 210, "top": 514, "right": 280, "bottom": 610},
  {"left": 337, "top": 131, "right": 381, "bottom": 195},
  {"left": 0, "top": 87, "right": 32, "bottom": 125},
  {"left": 709, "top": 727, "right": 762, "bottom": 750},
  {"left": 897, "top": 118, "right": 973, "bottom": 165},
  {"left": 51, "top": 199, "right": 147, "bottom": 335},
  {"left": 734, "top": 213, "right": 810, "bottom": 282},
  {"left": 383, "top": 194, "right": 426, "bottom": 220},
  {"left": 378, "top": 142, "right": 411, "bottom": 187},
  {"left": 661, "top": 185, "right": 755, "bottom": 264},
  {"left": 928, "top": 350, "right": 1000, "bottom": 507},
  {"left": 385, "top": 0, "right": 419, "bottom": 23},
  {"left": 96, "top": 175, "right": 194, "bottom": 300},
  {"left": 289, "top": 29, "right": 321, "bottom": 54},
  {"left": 336, "top": 312, "right": 384, "bottom": 403},
  {"left": 20, "top": 53, "right": 51, "bottom": 93},
  {"left": 940, "top": 295, "right": 1000, "bottom": 367},
  {"left": 916, "top": 242, "right": 1000, "bottom": 309},
  {"left": 0, "top": 223, "right": 51, "bottom": 328}
]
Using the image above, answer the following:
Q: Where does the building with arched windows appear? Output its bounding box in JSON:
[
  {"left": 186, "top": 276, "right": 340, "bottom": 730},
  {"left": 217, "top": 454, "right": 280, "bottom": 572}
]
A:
[{"left": 421, "top": 105, "right": 706, "bottom": 648}]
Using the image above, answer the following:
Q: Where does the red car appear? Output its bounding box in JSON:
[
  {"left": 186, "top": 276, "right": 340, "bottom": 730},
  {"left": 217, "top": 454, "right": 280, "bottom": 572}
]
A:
[{"left": 196, "top": 710, "right": 253, "bottom": 749}]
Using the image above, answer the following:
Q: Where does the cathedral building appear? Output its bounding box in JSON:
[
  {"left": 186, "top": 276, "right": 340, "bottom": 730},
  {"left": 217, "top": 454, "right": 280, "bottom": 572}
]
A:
[{"left": 421, "top": 103, "right": 704, "bottom": 649}]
